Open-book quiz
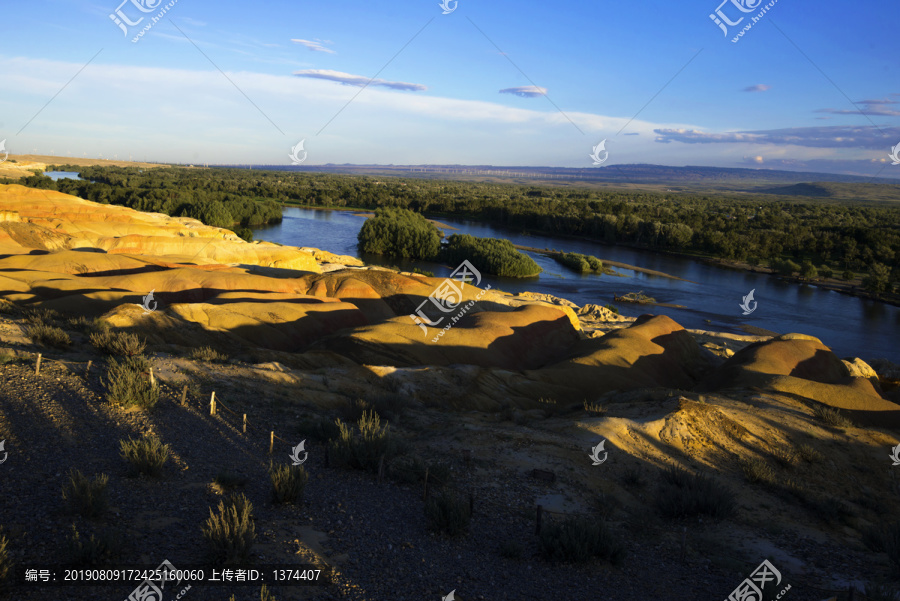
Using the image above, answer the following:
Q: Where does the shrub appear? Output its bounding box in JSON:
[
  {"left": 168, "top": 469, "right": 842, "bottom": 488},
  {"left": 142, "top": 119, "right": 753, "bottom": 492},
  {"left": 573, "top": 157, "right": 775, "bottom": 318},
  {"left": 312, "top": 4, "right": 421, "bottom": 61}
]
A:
[
  {"left": 328, "top": 410, "right": 403, "bottom": 472},
  {"left": 189, "top": 346, "right": 227, "bottom": 362},
  {"left": 656, "top": 467, "right": 736, "bottom": 519},
  {"left": 26, "top": 323, "right": 71, "bottom": 349},
  {"left": 842, "top": 270, "right": 855, "bottom": 281},
  {"left": 269, "top": 462, "right": 308, "bottom": 504},
  {"left": 538, "top": 516, "right": 624, "bottom": 564},
  {"left": 604, "top": 303, "right": 620, "bottom": 315},
  {"left": 0, "top": 528, "right": 9, "bottom": 583},
  {"left": 811, "top": 404, "right": 854, "bottom": 428},
  {"left": 295, "top": 416, "right": 341, "bottom": 443},
  {"left": 388, "top": 455, "right": 451, "bottom": 488},
  {"left": 357, "top": 207, "right": 442, "bottom": 260},
  {"left": 90, "top": 329, "right": 146, "bottom": 357},
  {"left": 797, "top": 443, "right": 823, "bottom": 463},
  {"left": 23, "top": 307, "right": 60, "bottom": 325},
  {"left": 425, "top": 492, "right": 471, "bottom": 536},
  {"left": 741, "top": 459, "right": 778, "bottom": 486},
  {"left": 66, "top": 524, "right": 120, "bottom": 566},
  {"left": 770, "top": 445, "right": 798, "bottom": 468},
  {"left": 104, "top": 358, "right": 158, "bottom": 410},
  {"left": 864, "top": 581, "right": 900, "bottom": 601},
  {"left": 444, "top": 233, "right": 541, "bottom": 278},
  {"left": 202, "top": 493, "right": 256, "bottom": 564},
  {"left": 583, "top": 400, "right": 606, "bottom": 415},
  {"left": 62, "top": 469, "right": 108, "bottom": 518},
  {"left": 0, "top": 351, "right": 17, "bottom": 365},
  {"left": 120, "top": 435, "right": 170, "bottom": 477}
]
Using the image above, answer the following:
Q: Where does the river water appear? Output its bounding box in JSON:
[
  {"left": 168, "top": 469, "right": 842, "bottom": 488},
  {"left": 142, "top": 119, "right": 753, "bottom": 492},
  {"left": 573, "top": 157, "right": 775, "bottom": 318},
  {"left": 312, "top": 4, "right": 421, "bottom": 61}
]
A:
[{"left": 253, "top": 207, "right": 895, "bottom": 363}]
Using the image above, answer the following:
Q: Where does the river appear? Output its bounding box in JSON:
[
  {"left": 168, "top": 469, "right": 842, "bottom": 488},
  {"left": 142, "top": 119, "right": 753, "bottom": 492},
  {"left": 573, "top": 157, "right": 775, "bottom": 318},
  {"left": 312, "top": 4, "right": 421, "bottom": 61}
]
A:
[{"left": 261, "top": 207, "right": 891, "bottom": 363}]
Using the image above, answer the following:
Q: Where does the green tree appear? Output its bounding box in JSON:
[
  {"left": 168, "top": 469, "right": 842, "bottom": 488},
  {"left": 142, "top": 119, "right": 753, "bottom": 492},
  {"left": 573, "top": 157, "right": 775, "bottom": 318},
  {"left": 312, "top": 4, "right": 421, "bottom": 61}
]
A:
[
  {"left": 799, "top": 260, "right": 818, "bottom": 280},
  {"left": 357, "top": 207, "right": 441, "bottom": 260},
  {"left": 863, "top": 263, "right": 891, "bottom": 293}
]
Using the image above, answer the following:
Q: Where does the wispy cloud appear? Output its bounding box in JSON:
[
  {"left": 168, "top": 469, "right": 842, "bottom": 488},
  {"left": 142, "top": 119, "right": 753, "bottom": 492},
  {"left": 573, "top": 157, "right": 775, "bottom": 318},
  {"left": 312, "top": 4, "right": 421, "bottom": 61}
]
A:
[
  {"left": 655, "top": 125, "right": 900, "bottom": 149},
  {"left": 742, "top": 84, "right": 771, "bottom": 92},
  {"left": 293, "top": 69, "right": 427, "bottom": 91},
  {"left": 499, "top": 86, "right": 547, "bottom": 98},
  {"left": 816, "top": 98, "right": 900, "bottom": 117},
  {"left": 291, "top": 39, "right": 335, "bottom": 54}
]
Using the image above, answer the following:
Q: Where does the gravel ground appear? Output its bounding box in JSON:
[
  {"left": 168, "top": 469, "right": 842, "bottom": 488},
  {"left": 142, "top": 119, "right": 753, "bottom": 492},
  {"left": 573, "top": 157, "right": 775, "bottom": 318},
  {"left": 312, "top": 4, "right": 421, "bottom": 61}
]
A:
[{"left": 0, "top": 355, "right": 888, "bottom": 601}]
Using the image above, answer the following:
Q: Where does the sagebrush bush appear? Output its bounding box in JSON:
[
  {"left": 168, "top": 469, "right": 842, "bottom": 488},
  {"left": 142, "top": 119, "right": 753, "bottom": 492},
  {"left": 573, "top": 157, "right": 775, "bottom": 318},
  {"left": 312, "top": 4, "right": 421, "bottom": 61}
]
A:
[
  {"left": 425, "top": 492, "right": 471, "bottom": 536},
  {"left": 388, "top": 455, "right": 451, "bottom": 488},
  {"left": 90, "top": 329, "right": 146, "bottom": 357},
  {"left": 0, "top": 527, "right": 9, "bottom": 583},
  {"left": 269, "top": 462, "right": 308, "bottom": 504},
  {"left": 26, "top": 322, "right": 71, "bottom": 349},
  {"left": 328, "top": 410, "right": 404, "bottom": 472},
  {"left": 189, "top": 346, "right": 227, "bottom": 362},
  {"left": 797, "top": 443, "right": 824, "bottom": 463},
  {"left": 812, "top": 404, "right": 854, "bottom": 428},
  {"left": 104, "top": 358, "right": 158, "bottom": 410},
  {"left": 538, "top": 516, "right": 624, "bottom": 564},
  {"left": 296, "top": 416, "right": 341, "bottom": 443},
  {"left": 120, "top": 435, "right": 170, "bottom": 477},
  {"left": 656, "top": 467, "right": 736, "bottom": 519},
  {"left": 202, "top": 494, "right": 256, "bottom": 564},
  {"left": 741, "top": 458, "right": 778, "bottom": 485},
  {"left": 67, "top": 524, "right": 120, "bottom": 566},
  {"left": 62, "top": 469, "right": 108, "bottom": 518},
  {"left": 23, "top": 307, "right": 60, "bottom": 325}
]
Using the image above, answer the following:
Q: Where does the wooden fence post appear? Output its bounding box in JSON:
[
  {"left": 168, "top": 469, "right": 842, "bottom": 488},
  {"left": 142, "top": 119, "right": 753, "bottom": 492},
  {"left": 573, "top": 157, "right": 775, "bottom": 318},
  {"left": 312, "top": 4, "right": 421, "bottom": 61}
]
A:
[
  {"left": 535, "top": 505, "right": 543, "bottom": 536},
  {"left": 35, "top": 353, "right": 41, "bottom": 375},
  {"left": 180, "top": 385, "right": 188, "bottom": 406},
  {"left": 210, "top": 391, "right": 216, "bottom": 415},
  {"left": 243, "top": 414, "right": 247, "bottom": 434},
  {"left": 85, "top": 360, "right": 92, "bottom": 377},
  {"left": 269, "top": 431, "right": 274, "bottom": 455},
  {"left": 149, "top": 367, "right": 155, "bottom": 388}
]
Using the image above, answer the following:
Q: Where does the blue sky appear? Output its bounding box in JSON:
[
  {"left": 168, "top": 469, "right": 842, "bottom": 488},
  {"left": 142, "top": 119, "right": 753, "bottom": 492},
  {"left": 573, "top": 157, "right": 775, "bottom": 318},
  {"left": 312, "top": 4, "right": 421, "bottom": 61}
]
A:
[{"left": 0, "top": 0, "right": 898, "bottom": 176}]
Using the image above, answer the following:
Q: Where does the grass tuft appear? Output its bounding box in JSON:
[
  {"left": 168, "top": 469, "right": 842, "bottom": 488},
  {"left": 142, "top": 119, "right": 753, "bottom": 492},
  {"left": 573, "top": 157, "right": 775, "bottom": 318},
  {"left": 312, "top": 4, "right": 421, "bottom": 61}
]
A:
[
  {"left": 202, "top": 493, "right": 256, "bottom": 564},
  {"left": 104, "top": 358, "right": 158, "bottom": 410},
  {"left": 425, "top": 492, "right": 471, "bottom": 536},
  {"left": 90, "top": 329, "right": 146, "bottom": 357},
  {"left": 66, "top": 524, "right": 120, "bottom": 566},
  {"left": 538, "top": 516, "right": 625, "bottom": 564},
  {"left": 26, "top": 323, "right": 71, "bottom": 349},
  {"left": 328, "top": 410, "right": 405, "bottom": 473},
  {"left": 119, "top": 435, "right": 170, "bottom": 477},
  {"left": 269, "top": 462, "right": 308, "bottom": 504},
  {"left": 656, "top": 466, "right": 736, "bottom": 519},
  {"left": 62, "top": 469, "right": 108, "bottom": 518},
  {"left": 811, "top": 404, "right": 854, "bottom": 428},
  {"left": 189, "top": 346, "right": 227, "bottom": 362}
]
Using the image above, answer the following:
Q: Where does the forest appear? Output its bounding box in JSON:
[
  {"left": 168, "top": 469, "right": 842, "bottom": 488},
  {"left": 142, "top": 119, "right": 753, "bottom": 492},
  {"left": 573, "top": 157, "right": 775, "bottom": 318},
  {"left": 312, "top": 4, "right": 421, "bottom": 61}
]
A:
[{"left": 7, "top": 165, "right": 899, "bottom": 293}]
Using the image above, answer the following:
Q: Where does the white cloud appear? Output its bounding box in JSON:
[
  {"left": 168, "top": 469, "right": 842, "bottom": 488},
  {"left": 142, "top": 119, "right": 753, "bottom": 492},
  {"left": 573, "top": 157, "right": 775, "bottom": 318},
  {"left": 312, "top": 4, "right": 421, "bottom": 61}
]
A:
[
  {"left": 499, "top": 86, "right": 548, "bottom": 98},
  {"left": 291, "top": 39, "right": 335, "bottom": 54},
  {"left": 294, "top": 69, "right": 427, "bottom": 91}
]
